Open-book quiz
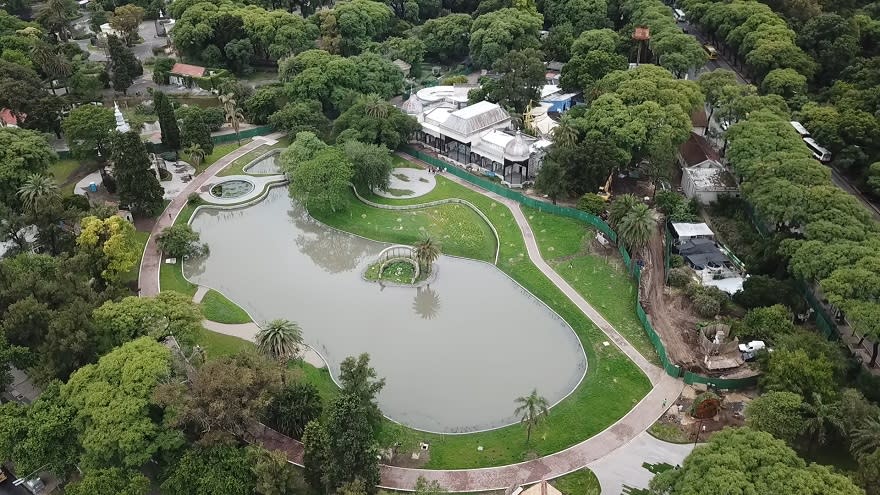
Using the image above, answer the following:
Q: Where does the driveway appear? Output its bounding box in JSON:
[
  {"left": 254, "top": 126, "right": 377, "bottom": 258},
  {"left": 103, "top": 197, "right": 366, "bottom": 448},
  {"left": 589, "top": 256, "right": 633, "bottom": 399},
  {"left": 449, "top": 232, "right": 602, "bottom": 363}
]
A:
[{"left": 587, "top": 431, "right": 694, "bottom": 494}]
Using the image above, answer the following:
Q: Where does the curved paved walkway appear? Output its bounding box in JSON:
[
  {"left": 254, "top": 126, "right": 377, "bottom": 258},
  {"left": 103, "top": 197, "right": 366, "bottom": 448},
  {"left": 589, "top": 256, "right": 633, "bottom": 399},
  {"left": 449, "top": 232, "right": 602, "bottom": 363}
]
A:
[{"left": 138, "top": 133, "right": 287, "bottom": 297}]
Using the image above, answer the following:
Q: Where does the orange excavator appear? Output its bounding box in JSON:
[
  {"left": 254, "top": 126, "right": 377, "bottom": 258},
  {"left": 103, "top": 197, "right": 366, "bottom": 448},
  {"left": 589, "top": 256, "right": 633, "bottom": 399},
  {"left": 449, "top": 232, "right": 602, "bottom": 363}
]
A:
[{"left": 598, "top": 170, "right": 614, "bottom": 201}]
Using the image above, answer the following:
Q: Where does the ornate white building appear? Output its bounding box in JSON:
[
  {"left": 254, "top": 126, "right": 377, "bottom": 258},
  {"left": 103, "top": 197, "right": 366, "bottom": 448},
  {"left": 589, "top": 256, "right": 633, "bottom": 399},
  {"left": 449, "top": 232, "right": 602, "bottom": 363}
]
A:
[{"left": 402, "top": 86, "right": 552, "bottom": 188}]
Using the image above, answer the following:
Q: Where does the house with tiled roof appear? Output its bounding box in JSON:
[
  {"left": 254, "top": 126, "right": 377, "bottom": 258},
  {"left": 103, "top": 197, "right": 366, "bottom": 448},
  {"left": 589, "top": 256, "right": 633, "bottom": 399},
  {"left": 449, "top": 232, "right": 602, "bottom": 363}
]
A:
[{"left": 169, "top": 63, "right": 207, "bottom": 88}]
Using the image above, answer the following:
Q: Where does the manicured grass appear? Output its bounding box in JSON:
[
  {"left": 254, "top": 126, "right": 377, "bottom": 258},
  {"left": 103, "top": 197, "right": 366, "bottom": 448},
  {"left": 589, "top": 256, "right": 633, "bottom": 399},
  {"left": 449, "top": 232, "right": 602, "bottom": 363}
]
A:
[
  {"left": 551, "top": 468, "right": 601, "bottom": 495},
  {"left": 391, "top": 154, "right": 419, "bottom": 169},
  {"left": 120, "top": 230, "right": 151, "bottom": 287},
  {"left": 158, "top": 204, "right": 198, "bottom": 297},
  {"left": 314, "top": 175, "right": 650, "bottom": 469},
  {"left": 195, "top": 328, "right": 254, "bottom": 359},
  {"left": 201, "top": 289, "right": 252, "bottom": 324},
  {"left": 196, "top": 142, "right": 245, "bottom": 173},
  {"left": 523, "top": 208, "right": 659, "bottom": 365},
  {"left": 219, "top": 136, "right": 291, "bottom": 177},
  {"left": 648, "top": 422, "right": 691, "bottom": 444},
  {"left": 49, "top": 159, "right": 81, "bottom": 185},
  {"left": 311, "top": 190, "right": 497, "bottom": 263}
]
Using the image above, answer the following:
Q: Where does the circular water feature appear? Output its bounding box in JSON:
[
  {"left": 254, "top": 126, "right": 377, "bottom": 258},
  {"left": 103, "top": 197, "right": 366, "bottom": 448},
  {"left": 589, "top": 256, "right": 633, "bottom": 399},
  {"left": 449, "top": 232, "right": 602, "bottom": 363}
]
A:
[
  {"left": 210, "top": 179, "right": 255, "bottom": 199},
  {"left": 184, "top": 188, "right": 586, "bottom": 433}
]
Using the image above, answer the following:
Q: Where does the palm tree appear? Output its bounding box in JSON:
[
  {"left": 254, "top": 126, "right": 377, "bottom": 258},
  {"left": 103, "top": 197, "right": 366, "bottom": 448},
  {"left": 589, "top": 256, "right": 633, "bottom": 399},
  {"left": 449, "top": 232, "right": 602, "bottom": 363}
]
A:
[
  {"left": 18, "top": 174, "right": 58, "bottom": 213},
  {"left": 38, "top": 0, "right": 73, "bottom": 41},
  {"left": 802, "top": 393, "right": 844, "bottom": 451},
  {"left": 219, "top": 93, "right": 246, "bottom": 145},
  {"left": 413, "top": 236, "right": 440, "bottom": 273},
  {"left": 514, "top": 389, "right": 549, "bottom": 443},
  {"left": 256, "top": 319, "right": 304, "bottom": 384},
  {"left": 608, "top": 194, "right": 639, "bottom": 228},
  {"left": 184, "top": 143, "right": 205, "bottom": 171},
  {"left": 617, "top": 203, "right": 656, "bottom": 251},
  {"left": 551, "top": 122, "right": 579, "bottom": 148},
  {"left": 30, "top": 42, "right": 71, "bottom": 94},
  {"left": 363, "top": 94, "right": 390, "bottom": 119},
  {"left": 851, "top": 415, "right": 880, "bottom": 458}
]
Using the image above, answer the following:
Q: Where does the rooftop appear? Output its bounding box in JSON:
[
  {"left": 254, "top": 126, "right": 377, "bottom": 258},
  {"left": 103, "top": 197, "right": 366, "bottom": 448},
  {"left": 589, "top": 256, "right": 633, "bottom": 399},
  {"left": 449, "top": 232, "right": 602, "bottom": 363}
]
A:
[
  {"left": 671, "top": 222, "right": 714, "bottom": 238},
  {"left": 691, "top": 109, "right": 708, "bottom": 128},
  {"left": 683, "top": 164, "right": 738, "bottom": 190},
  {"left": 679, "top": 132, "right": 719, "bottom": 167},
  {"left": 441, "top": 101, "right": 511, "bottom": 136},
  {"left": 170, "top": 63, "right": 206, "bottom": 78}
]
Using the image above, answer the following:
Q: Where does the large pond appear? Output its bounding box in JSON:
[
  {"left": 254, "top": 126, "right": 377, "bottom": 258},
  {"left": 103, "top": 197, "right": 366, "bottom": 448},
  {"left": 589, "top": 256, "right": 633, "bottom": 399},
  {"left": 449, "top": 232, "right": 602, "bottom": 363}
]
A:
[{"left": 184, "top": 188, "right": 587, "bottom": 433}]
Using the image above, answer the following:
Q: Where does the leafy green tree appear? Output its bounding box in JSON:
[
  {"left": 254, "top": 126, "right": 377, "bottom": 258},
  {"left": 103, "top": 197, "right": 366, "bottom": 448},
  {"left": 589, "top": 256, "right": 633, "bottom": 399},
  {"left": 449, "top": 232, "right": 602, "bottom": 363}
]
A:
[
  {"left": 244, "top": 85, "right": 284, "bottom": 125},
  {"left": 732, "top": 275, "right": 805, "bottom": 313},
  {"left": 107, "top": 35, "right": 142, "bottom": 95},
  {"left": 852, "top": 416, "right": 880, "bottom": 459},
  {"left": 152, "top": 56, "right": 176, "bottom": 85},
  {"left": 250, "top": 447, "right": 304, "bottom": 495},
  {"left": 339, "top": 353, "right": 386, "bottom": 426},
  {"left": 419, "top": 14, "right": 472, "bottom": 62},
  {"left": 735, "top": 304, "right": 795, "bottom": 344},
  {"left": 0, "top": 126, "right": 54, "bottom": 206},
  {"left": 649, "top": 428, "right": 862, "bottom": 494},
  {"left": 761, "top": 68, "right": 807, "bottom": 101},
  {"left": 488, "top": 48, "right": 545, "bottom": 114},
  {"left": 378, "top": 37, "right": 426, "bottom": 68},
  {"left": 92, "top": 291, "right": 203, "bottom": 353},
  {"left": 534, "top": 158, "right": 567, "bottom": 205},
  {"left": 160, "top": 446, "right": 255, "bottom": 495},
  {"left": 577, "top": 193, "right": 606, "bottom": 216},
  {"left": 289, "top": 147, "right": 354, "bottom": 213},
  {"left": 618, "top": 202, "right": 655, "bottom": 251},
  {"left": 180, "top": 110, "right": 214, "bottom": 156},
  {"left": 324, "top": 393, "right": 381, "bottom": 492},
  {"left": 154, "top": 91, "right": 181, "bottom": 150},
  {"left": 76, "top": 215, "right": 141, "bottom": 284},
  {"left": 542, "top": 0, "right": 606, "bottom": 36},
  {"left": 66, "top": 468, "right": 150, "bottom": 495},
  {"left": 856, "top": 449, "right": 880, "bottom": 495},
  {"left": 414, "top": 236, "right": 441, "bottom": 272},
  {"left": 514, "top": 388, "right": 549, "bottom": 442},
  {"left": 761, "top": 348, "right": 838, "bottom": 400},
  {"left": 696, "top": 69, "right": 738, "bottom": 127},
  {"left": 37, "top": 0, "right": 75, "bottom": 41},
  {"left": 332, "top": 95, "right": 418, "bottom": 149},
  {"left": 265, "top": 382, "right": 323, "bottom": 438},
  {"left": 469, "top": 8, "right": 543, "bottom": 68},
  {"left": 256, "top": 319, "right": 304, "bottom": 370},
  {"left": 278, "top": 131, "right": 328, "bottom": 175},
  {"left": 801, "top": 393, "right": 844, "bottom": 449},
  {"left": 109, "top": 4, "right": 145, "bottom": 46},
  {"left": 268, "top": 100, "right": 330, "bottom": 137},
  {"left": 541, "top": 24, "right": 575, "bottom": 62},
  {"left": 797, "top": 14, "right": 859, "bottom": 86},
  {"left": 414, "top": 476, "right": 448, "bottom": 495},
  {"left": 224, "top": 39, "right": 255, "bottom": 75},
  {"left": 110, "top": 131, "right": 165, "bottom": 216},
  {"left": 342, "top": 140, "right": 393, "bottom": 193},
  {"left": 0, "top": 59, "right": 63, "bottom": 135},
  {"left": 63, "top": 105, "right": 116, "bottom": 158},
  {"left": 745, "top": 391, "right": 806, "bottom": 445},
  {"left": 302, "top": 420, "right": 331, "bottom": 491},
  {"left": 560, "top": 50, "right": 627, "bottom": 93},
  {"left": 157, "top": 224, "right": 207, "bottom": 259},
  {"left": 61, "top": 337, "right": 179, "bottom": 469}
]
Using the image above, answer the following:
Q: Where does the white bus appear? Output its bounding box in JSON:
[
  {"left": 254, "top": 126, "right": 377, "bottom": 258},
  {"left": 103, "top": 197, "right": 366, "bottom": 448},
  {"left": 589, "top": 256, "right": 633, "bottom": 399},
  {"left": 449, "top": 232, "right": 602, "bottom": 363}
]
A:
[
  {"left": 803, "top": 137, "right": 832, "bottom": 163},
  {"left": 674, "top": 8, "right": 686, "bottom": 21},
  {"left": 790, "top": 121, "right": 810, "bottom": 137}
]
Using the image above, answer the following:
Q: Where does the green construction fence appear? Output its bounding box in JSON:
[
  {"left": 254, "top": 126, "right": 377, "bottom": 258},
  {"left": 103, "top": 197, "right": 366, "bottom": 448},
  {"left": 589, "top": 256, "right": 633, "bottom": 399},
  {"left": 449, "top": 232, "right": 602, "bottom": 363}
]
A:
[
  {"left": 212, "top": 125, "right": 274, "bottom": 144},
  {"left": 400, "top": 146, "right": 758, "bottom": 390}
]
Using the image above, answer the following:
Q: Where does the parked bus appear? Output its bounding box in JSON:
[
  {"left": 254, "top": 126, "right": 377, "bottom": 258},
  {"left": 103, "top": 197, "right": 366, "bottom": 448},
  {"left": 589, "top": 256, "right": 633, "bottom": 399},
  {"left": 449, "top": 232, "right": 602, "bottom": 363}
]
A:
[
  {"left": 674, "top": 8, "right": 686, "bottom": 21},
  {"left": 703, "top": 44, "right": 718, "bottom": 60},
  {"left": 790, "top": 121, "right": 811, "bottom": 137},
  {"left": 803, "top": 137, "right": 832, "bottom": 163}
]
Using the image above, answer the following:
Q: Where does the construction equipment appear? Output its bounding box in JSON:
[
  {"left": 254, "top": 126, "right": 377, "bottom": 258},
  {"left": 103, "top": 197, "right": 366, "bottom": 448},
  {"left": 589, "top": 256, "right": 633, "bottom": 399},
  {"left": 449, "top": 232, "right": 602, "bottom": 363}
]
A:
[{"left": 598, "top": 170, "right": 614, "bottom": 201}]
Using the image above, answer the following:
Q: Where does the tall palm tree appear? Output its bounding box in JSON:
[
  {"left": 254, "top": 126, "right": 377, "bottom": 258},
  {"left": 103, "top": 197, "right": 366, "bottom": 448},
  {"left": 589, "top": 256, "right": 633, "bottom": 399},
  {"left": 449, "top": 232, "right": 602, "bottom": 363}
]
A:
[
  {"left": 514, "top": 389, "right": 549, "bottom": 443},
  {"left": 802, "top": 393, "right": 844, "bottom": 451},
  {"left": 608, "top": 194, "right": 639, "bottom": 228},
  {"left": 18, "top": 174, "right": 58, "bottom": 213},
  {"left": 219, "top": 93, "right": 245, "bottom": 145},
  {"left": 413, "top": 236, "right": 440, "bottom": 273},
  {"left": 184, "top": 143, "right": 205, "bottom": 171},
  {"left": 617, "top": 203, "right": 656, "bottom": 251},
  {"left": 363, "top": 94, "right": 390, "bottom": 119},
  {"left": 551, "top": 122, "right": 579, "bottom": 148},
  {"left": 38, "top": 0, "right": 74, "bottom": 41},
  {"left": 851, "top": 415, "right": 880, "bottom": 458},
  {"left": 256, "top": 319, "right": 304, "bottom": 383},
  {"left": 31, "top": 42, "right": 72, "bottom": 94}
]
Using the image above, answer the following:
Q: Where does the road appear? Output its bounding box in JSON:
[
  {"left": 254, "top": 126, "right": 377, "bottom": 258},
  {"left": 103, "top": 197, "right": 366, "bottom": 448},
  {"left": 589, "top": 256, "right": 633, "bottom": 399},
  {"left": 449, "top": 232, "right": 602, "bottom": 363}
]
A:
[{"left": 679, "top": 19, "right": 880, "bottom": 220}]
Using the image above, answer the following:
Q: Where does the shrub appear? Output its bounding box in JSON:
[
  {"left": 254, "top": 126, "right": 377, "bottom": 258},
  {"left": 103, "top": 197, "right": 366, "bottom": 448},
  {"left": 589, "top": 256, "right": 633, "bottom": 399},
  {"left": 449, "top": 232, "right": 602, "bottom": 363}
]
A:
[
  {"left": 576, "top": 193, "right": 606, "bottom": 216},
  {"left": 158, "top": 224, "right": 208, "bottom": 258},
  {"left": 655, "top": 190, "right": 683, "bottom": 214},
  {"left": 669, "top": 254, "right": 684, "bottom": 268},
  {"left": 187, "top": 193, "right": 203, "bottom": 205},
  {"left": 693, "top": 292, "right": 721, "bottom": 318},
  {"left": 441, "top": 75, "right": 468, "bottom": 85},
  {"left": 667, "top": 267, "right": 692, "bottom": 288}
]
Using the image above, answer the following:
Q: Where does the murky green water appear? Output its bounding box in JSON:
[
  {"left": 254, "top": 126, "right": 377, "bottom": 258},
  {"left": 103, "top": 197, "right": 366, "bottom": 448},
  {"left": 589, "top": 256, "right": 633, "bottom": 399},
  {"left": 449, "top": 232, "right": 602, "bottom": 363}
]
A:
[
  {"left": 184, "top": 187, "right": 586, "bottom": 433},
  {"left": 244, "top": 153, "right": 280, "bottom": 174}
]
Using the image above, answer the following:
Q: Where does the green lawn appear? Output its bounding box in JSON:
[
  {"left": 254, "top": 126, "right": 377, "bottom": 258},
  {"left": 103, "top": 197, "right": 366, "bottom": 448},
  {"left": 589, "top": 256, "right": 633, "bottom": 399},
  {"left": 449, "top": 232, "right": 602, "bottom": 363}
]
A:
[
  {"left": 551, "top": 468, "right": 601, "bottom": 495},
  {"left": 191, "top": 142, "right": 245, "bottom": 174},
  {"left": 201, "top": 289, "right": 252, "bottom": 324},
  {"left": 648, "top": 422, "right": 691, "bottom": 444},
  {"left": 195, "top": 327, "right": 254, "bottom": 359},
  {"left": 159, "top": 204, "right": 198, "bottom": 297},
  {"left": 219, "top": 136, "right": 290, "bottom": 177},
  {"left": 523, "top": 208, "right": 659, "bottom": 365},
  {"left": 49, "top": 159, "right": 81, "bottom": 185},
  {"left": 313, "top": 176, "right": 650, "bottom": 469},
  {"left": 119, "top": 230, "right": 151, "bottom": 287},
  {"left": 312, "top": 191, "right": 497, "bottom": 263},
  {"left": 391, "top": 155, "right": 419, "bottom": 169}
]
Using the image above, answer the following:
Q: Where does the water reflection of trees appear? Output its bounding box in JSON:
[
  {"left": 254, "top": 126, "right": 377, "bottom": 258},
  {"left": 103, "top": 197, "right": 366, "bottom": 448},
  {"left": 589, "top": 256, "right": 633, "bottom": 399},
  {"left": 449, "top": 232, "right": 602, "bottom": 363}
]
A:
[
  {"left": 288, "top": 205, "right": 375, "bottom": 274},
  {"left": 182, "top": 252, "right": 208, "bottom": 278},
  {"left": 412, "top": 285, "right": 441, "bottom": 319}
]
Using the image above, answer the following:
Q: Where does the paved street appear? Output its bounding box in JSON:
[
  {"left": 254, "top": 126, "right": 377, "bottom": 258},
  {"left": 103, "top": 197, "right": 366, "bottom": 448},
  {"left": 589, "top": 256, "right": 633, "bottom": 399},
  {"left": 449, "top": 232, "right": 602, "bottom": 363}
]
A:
[{"left": 587, "top": 431, "right": 694, "bottom": 494}]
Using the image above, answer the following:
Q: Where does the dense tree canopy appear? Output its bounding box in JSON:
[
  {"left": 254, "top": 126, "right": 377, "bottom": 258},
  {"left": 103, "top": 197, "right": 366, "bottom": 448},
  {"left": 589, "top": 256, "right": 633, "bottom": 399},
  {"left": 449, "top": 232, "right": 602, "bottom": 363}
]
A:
[
  {"left": 0, "top": 127, "right": 54, "bottom": 207},
  {"left": 62, "top": 105, "right": 116, "bottom": 158},
  {"left": 332, "top": 94, "right": 418, "bottom": 149},
  {"left": 469, "top": 8, "right": 543, "bottom": 68},
  {"left": 419, "top": 14, "right": 472, "bottom": 62}
]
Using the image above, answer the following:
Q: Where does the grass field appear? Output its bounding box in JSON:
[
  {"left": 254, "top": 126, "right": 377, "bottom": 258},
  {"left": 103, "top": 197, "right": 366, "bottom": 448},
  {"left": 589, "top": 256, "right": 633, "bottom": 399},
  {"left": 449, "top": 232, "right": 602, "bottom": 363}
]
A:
[
  {"left": 219, "top": 137, "right": 291, "bottom": 176},
  {"left": 193, "top": 142, "right": 244, "bottom": 173},
  {"left": 551, "top": 468, "right": 601, "bottom": 495},
  {"left": 120, "top": 230, "right": 151, "bottom": 287},
  {"left": 523, "top": 208, "right": 659, "bottom": 365},
  {"left": 201, "top": 289, "right": 252, "bottom": 323},
  {"left": 159, "top": 204, "right": 198, "bottom": 297},
  {"left": 312, "top": 192, "right": 497, "bottom": 263},
  {"left": 195, "top": 327, "right": 254, "bottom": 358}
]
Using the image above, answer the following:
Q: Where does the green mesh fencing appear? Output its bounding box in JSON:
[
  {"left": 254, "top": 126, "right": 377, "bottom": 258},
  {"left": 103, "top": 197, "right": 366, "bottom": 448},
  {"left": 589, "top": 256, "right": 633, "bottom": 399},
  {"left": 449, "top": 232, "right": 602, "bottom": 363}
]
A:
[
  {"left": 212, "top": 125, "right": 274, "bottom": 145},
  {"left": 399, "top": 147, "right": 762, "bottom": 389}
]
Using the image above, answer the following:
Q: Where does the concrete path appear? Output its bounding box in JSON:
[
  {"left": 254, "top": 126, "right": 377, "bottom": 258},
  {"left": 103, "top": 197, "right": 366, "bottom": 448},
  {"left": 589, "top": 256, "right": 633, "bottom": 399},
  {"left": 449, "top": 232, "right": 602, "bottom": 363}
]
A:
[
  {"left": 202, "top": 319, "right": 327, "bottom": 369},
  {"left": 587, "top": 431, "right": 694, "bottom": 494},
  {"left": 138, "top": 133, "right": 286, "bottom": 297},
  {"left": 192, "top": 286, "right": 210, "bottom": 303}
]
